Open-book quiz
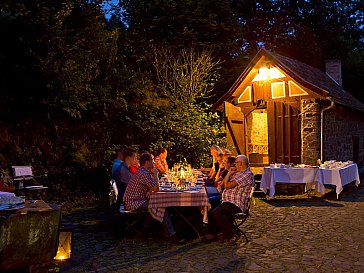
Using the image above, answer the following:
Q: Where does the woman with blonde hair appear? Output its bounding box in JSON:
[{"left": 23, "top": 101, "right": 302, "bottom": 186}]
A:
[{"left": 205, "top": 145, "right": 223, "bottom": 185}]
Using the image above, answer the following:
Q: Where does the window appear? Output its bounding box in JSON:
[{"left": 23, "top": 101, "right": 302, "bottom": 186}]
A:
[
  {"left": 238, "top": 86, "right": 252, "bottom": 103},
  {"left": 271, "top": 82, "right": 285, "bottom": 99},
  {"left": 288, "top": 81, "right": 308, "bottom": 97}
]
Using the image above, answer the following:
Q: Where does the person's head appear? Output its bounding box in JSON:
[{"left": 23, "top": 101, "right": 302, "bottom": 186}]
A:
[
  {"left": 224, "top": 156, "right": 236, "bottom": 170},
  {"left": 116, "top": 146, "right": 126, "bottom": 161},
  {"left": 234, "top": 155, "right": 249, "bottom": 171},
  {"left": 156, "top": 147, "right": 167, "bottom": 160},
  {"left": 222, "top": 149, "right": 232, "bottom": 161},
  {"left": 123, "top": 147, "right": 137, "bottom": 167},
  {"left": 217, "top": 153, "right": 224, "bottom": 164},
  {"left": 139, "top": 153, "right": 154, "bottom": 170},
  {"left": 210, "top": 145, "right": 222, "bottom": 158}
]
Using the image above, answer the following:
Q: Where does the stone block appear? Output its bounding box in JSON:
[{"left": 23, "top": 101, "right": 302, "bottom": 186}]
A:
[{"left": 0, "top": 204, "right": 61, "bottom": 271}]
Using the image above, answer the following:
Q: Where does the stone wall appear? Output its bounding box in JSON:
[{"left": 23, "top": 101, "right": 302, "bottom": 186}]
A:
[
  {"left": 301, "top": 99, "right": 364, "bottom": 165},
  {"left": 301, "top": 99, "right": 321, "bottom": 165},
  {"left": 324, "top": 105, "right": 364, "bottom": 163}
]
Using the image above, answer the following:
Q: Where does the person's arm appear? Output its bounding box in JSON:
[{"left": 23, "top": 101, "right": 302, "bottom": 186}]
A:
[
  {"left": 223, "top": 167, "right": 239, "bottom": 189},
  {"left": 215, "top": 176, "right": 223, "bottom": 183},
  {"left": 217, "top": 181, "right": 224, "bottom": 193},
  {"left": 120, "top": 166, "right": 132, "bottom": 184},
  {"left": 162, "top": 160, "right": 168, "bottom": 173},
  {"left": 226, "top": 170, "right": 254, "bottom": 190},
  {"left": 147, "top": 168, "right": 159, "bottom": 195},
  {"left": 152, "top": 168, "right": 159, "bottom": 186},
  {"left": 142, "top": 170, "right": 159, "bottom": 197},
  {"left": 208, "top": 159, "right": 216, "bottom": 178}
]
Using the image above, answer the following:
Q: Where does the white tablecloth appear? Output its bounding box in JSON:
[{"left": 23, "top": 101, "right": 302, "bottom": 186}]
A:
[
  {"left": 261, "top": 164, "right": 360, "bottom": 198},
  {"left": 0, "top": 191, "right": 15, "bottom": 197},
  {"left": 260, "top": 167, "right": 324, "bottom": 197},
  {"left": 317, "top": 163, "right": 360, "bottom": 197}
]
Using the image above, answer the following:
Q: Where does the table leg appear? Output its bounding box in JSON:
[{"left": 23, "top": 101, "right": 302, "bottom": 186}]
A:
[{"left": 172, "top": 207, "right": 201, "bottom": 239}]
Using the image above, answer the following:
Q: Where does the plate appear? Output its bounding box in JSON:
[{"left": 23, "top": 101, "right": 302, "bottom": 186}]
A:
[
  {"left": 160, "top": 188, "right": 177, "bottom": 192},
  {"left": 24, "top": 186, "right": 48, "bottom": 190}
]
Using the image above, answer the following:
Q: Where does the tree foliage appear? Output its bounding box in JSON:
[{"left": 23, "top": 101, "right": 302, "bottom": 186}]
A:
[
  {"left": 151, "top": 47, "right": 222, "bottom": 102},
  {"left": 0, "top": 0, "right": 363, "bottom": 192}
]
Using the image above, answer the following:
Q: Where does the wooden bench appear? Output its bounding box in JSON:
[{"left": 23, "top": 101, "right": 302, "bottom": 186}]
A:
[{"left": 12, "top": 166, "right": 48, "bottom": 200}]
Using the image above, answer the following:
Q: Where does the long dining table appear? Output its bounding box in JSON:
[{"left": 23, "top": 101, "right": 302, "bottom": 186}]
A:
[
  {"left": 148, "top": 186, "right": 210, "bottom": 238},
  {"left": 260, "top": 163, "right": 360, "bottom": 198}
]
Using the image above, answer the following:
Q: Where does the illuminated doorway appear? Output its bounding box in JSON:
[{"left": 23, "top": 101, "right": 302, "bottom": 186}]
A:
[{"left": 246, "top": 109, "right": 269, "bottom": 175}]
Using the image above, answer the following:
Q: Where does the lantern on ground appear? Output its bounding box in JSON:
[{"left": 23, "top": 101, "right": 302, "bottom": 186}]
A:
[{"left": 54, "top": 225, "right": 73, "bottom": 261}]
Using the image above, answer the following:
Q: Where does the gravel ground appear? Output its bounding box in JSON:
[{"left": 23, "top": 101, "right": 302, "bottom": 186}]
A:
[{"left": 58, "top": 176, "right": 364, "bottom": 273}]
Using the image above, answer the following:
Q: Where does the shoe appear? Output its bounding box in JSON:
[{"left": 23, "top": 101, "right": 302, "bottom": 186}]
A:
[
  {"left": 225, "top": 234, "right": 241, "bottom": 245},
  {"left": 216, "top": 232, "right": 226, "bottom": 243},
  {"left": 167, "top": 234, "right": 185, "bottom": 244},
  {"left": 204, "top": 233, "right": 218, "bottom": 242}
]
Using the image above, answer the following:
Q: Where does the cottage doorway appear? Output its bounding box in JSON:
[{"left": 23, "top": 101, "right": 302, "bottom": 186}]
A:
[
  {"left": 245, "top": 108, "right": 269, "bottom": 175},
  {"left": 224, "top": 102, "right": 269, "bottom": 175}
]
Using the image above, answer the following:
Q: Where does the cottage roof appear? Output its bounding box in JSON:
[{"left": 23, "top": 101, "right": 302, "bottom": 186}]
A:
[{"left": 214, "top": 48, "right": 364, "bottom": 112}]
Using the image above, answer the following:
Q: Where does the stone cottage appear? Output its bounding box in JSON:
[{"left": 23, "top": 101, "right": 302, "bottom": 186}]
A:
[{"left": 214, "top": 48, "right": 364, "bottom": 175}]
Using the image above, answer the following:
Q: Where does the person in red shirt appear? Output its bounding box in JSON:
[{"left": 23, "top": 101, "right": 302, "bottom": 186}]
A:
[
  {"left": 130, "top": 158, "right": 140, "bottom": 174},
  {"left": 154, "top": 147, "right": 168, "bottom": 174}
]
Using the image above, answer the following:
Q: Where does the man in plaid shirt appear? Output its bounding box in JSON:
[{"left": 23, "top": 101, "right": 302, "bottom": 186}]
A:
[
  {"left": 123, "top": 153, "right": 176, "bottom": 238},
  {"left": 212, "top": 155, "right": 254, "bottom": 242}
]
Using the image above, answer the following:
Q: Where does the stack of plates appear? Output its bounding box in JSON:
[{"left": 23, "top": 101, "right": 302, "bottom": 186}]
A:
[
  {"left": 0, "top": 195, "right": 25, "bottom": 211},
  {"left": 0, "top": 203, "right": 25, "bottom": 211}
]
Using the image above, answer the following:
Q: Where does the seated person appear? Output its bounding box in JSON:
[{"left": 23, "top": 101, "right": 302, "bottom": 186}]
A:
[
  {"left": 205, "top": 152, "right": 223, "bottom": 186},
  {"left": 207, "top": 145, "right": 222, "bottom": 173},
  {"left": 130, "top": 158, "right": 140, "bottom": 174},
  {"left": 154, "top": 147, "right": 168, "bottom": 174},
  {"left": 216, "top": 156, "right": 236, "bottom": 189},
  {"left": 123, "top": 153, "right": 176, "bottom": 239},
  {"left": 111, "top": 146, "right": 125, "bottom": 180},
  {"left": 211, "top": 155, "right": 254, "bottom": 242},
  {"left": 214, "top": 153, "right": 225, "bottom": 185},
  {"left": 115, "top": 147, "right": 137, "bottom": 204},
  {"left": 208, "top": 156, "right": 236, "bottom": 208}
]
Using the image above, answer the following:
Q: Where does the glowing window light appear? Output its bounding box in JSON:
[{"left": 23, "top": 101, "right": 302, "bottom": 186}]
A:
[
  {"left": 238, "top": 86, "right": 252, "bottom": 103},
  {"left": 252, "top": 66, "right": 286, "bottom": 82},
  {"left": 269, "top": 67, "right": 285, "bottom": 80}
]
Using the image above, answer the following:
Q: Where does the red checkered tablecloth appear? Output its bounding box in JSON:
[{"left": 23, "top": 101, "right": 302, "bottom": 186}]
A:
[{"left": 148, "top": 188, "right": 211, "bottom": 223}]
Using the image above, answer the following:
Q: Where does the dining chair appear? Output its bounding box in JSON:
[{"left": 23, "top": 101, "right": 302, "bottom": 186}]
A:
[
  {"left": 231, "top": 184, "right": 255, "bottom": 242},
  {"left": 117, "top": 204, "right": 150, "bottom": 237}
]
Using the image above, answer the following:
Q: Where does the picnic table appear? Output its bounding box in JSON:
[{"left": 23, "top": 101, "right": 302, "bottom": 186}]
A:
[{"left": 148, "top": 186, "right": 210, "bottom": 238}]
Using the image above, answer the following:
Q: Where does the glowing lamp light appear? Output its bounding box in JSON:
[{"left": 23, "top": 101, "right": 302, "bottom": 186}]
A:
[
  {"left": 54, "top": 226, "right": 73, "bottom": 261},
  {"left": 180, "top": 169, "right": 185, "bottom": 179},
  {"left": 252, "top": 66, "right": 286, "bottom": 82},
  {"left": 259, "top": 67, "right": 269, "bottom": 79}
]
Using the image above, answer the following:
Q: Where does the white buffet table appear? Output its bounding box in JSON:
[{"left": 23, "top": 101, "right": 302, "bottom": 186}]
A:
[
  {"left": 260, "top": 163, "right": 360, "bottom": 198},
  {"left": 317, "top": 163, "right": 360, "bottom": 197}
]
